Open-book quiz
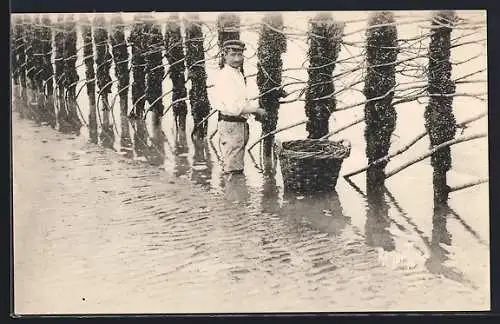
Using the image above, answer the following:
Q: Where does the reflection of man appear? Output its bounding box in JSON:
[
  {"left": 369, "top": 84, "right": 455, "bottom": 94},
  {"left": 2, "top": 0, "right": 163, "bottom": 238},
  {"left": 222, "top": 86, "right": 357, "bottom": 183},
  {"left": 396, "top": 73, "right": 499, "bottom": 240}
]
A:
[{"left": 212, "top": 40, "right": 266, "bottom": 175}]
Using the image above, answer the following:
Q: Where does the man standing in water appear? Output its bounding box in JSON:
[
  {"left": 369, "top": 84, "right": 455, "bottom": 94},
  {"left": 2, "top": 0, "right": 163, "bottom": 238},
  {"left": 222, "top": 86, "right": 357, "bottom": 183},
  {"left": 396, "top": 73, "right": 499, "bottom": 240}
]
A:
[{"left": 212, "top": 40, "right": 266, "bottom": 175}]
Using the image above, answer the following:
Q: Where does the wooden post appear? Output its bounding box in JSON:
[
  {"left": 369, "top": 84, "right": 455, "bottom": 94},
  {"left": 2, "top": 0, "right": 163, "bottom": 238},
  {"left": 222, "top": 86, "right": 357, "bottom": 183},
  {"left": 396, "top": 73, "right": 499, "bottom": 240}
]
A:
[
  {"left": 80, "top": 15, "right": 98, "bottom": 143},
  {"left": 41, "top": 15, "right": 56, "bottom": 128},
  {"left": 216, "top": 13, "right": 241, "bottom": 70},
  {"left": 14, "top": 16, "right": 28, "bottom": 118},
  {"left": 164, "top": 14, "right": 188, "bottom": 130},
  {"left": 54, "top": 15, "right": 69, "bottom": 132},
  {"left": 185, "top": 13, "right": 211, "bottom": 139},
  {"left": 32, "top": 15, "right": 45, "bottom": 123},
  {"left": 63, "top": 14, "right": 81, "bottom": 134},
  {"left": 11, "top": 17, "right": 21, "bottom": 112},
  {"left": 425, "top": 11, "right": 457, "bottom": 205},
  {"left": 144, "top": 15, "right": 164, "bottom": 128},
  {"left": 364, "top": 12, "right": 399, "bottom": 188},
  {"left": 93, "top": 15, "right": 114, "bottom": 147},
  {"left": 305, "top": 13, "right": 343, "bottom": 139},
  {"left": 128, "top": 14, "right": 147, "bottom": 119},
  {"left": 11, "top": 18, "right": 19, "bottom": 106},
  {"left": 256, "top": 13, "right": 287, "bottom": 157},
  {"left": 110, "top": 13, "right": 132, "bottom": 151},
  {"left": 24, "top": 15, "right": 36, "bottom": 120}
]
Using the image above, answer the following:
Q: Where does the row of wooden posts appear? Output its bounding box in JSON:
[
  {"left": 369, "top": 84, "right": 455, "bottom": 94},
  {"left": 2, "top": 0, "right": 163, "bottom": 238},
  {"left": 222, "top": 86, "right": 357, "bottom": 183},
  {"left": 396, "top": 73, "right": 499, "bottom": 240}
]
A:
[{"left": 10, "top": 11, "right": 487, "bottom": 205}]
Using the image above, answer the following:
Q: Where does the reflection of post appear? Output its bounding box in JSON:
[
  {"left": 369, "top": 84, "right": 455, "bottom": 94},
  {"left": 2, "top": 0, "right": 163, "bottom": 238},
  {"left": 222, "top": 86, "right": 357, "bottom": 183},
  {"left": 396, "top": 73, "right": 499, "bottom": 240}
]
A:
[
  {"left": 191, "top": 138, "right": 213, "bottom": 189},
  {"left": 425, "top": 203, "right": 456, "bottom": 277},
  {"left": 93, "top": 15, "right": 114, "bottom": 148},
  {"left": 260, "top": 154, "right": 280, "bottom": 214},
  {"left": 174, "top": 129, "right": 190, "bottom": 177},
  {"left": 365, "top": 181, "right": 395, "bottom": 251},
  {"left": 148, "top": 123, "right": 165, "bottom": 166},
  {"left": 223, "top": 173, "right": 249, "bottom": 203},
  {"left": 132, "top": 118, "right": 149, "bottom": 158}
]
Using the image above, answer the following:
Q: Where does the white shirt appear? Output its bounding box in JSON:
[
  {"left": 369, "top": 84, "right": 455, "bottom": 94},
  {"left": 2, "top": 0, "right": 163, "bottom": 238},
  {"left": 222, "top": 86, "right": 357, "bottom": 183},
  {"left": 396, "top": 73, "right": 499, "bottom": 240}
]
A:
[{"left": 211, "top": 65, "right": 252, "bottom": 119}]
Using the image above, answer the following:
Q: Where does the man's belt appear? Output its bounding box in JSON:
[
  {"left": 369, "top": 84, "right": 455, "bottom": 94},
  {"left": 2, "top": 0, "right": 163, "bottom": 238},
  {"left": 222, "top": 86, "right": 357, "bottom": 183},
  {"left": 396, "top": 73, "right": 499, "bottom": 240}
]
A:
[{"left": 218, "top": 113, "right": 247, "bottom": 123}]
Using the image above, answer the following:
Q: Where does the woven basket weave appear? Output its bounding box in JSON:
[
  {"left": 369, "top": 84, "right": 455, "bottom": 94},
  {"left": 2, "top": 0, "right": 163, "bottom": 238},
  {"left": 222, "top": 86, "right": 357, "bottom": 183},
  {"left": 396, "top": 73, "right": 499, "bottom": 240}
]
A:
[{"left": 277, "top": 139, "right": 351, "bottom": 193}]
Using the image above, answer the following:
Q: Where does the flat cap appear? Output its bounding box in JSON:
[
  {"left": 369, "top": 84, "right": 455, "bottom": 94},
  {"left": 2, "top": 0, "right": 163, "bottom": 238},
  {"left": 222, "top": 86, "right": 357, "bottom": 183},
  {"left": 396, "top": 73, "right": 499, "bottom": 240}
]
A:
[{"left": 223, "top": 39, "right": 246, "bottom": 50}]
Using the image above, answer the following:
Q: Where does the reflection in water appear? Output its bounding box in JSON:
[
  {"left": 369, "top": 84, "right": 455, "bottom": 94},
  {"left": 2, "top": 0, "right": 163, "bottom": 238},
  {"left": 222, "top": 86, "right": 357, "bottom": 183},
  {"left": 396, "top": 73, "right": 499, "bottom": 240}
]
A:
[
  {"left": 120, "top": 115, "right": 133, "bottom": 158},
  {"left": 46, "top": 95, "right": 57, "bottom": 129},
  {"left": 424, "top": 204, "right": 458, "bottom": 277},
  {"left": 56, "top": 95, "right": 71, "bottom": 133},
  {"left": 148, "top": 122, "right": 166, "bottom": 167},
  {"left": 385, "top": 189, "right": 472, "bottom": 286},
  {"left": 280, "top": 190, "right": 349, "bottom": 236},
  {"left": 260, "top": 154, "right": 280, "bottom": 215},
  {"left": 174, "top": 129, "right": 190, "bottom": 177},
  {"left": 365, "top": 183, "right": 395, "bottom": 252},
  {"left": 99, "top": 97, "right": 115, "bottom": 149},
  {"left": 222, "top": 173, "right": 250, "bottom": 204},
  {"left": 67, "top": 95, "right": 83, "bottom": 136},
  {"left": 132, "top": 118, "right": 149, "bottom": 158},
  {"left": 191, "top": 138, "right": 213, "bottom": 189},
  {"left": 56, "top": 96, "right": 82, "bottom": 135}
]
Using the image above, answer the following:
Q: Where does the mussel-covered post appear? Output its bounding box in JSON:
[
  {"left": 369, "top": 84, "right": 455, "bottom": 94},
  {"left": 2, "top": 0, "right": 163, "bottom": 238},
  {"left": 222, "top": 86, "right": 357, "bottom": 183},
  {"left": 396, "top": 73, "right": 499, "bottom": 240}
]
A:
[
  {"left": 110, "top": 13, "right": 132, "bottom": 147},
  {"left": 164, "top": 14, "right": 188, "bottom": 130},
  {"left": 128, "top": 14, "right": 147, "bottom": 119},
  {"left": 32, "top": 15, "right": 45, "bottom": 122},
  {"left": 256, "top": 13, "right": 287, "bottom": 156},
  {"left": 81, "top": 16, "right": 98, "bottom": 143},
  {"left": 93, "top": 15, "right": 114, "bottom": 144},
  {"left": 425, "top": 11, "right": 457, "bottom": 205},
  {"left": 144, "top": 16, "right": 165, "bottom": 128},
  {"left": 11, "top": 23, "right": 18, "bottom": 86},
  {"left": 63, "top": 15, "right": 81, "bottom": 133},
  {"left": 41, "top": 15, "right": 56, "bottom": 127},
  {"left": 185, "top": 14, "right": 211, "bottom": 139},
  {"left": 216, "top": 13, "right": 241, "bottom": 70},
  {"left": 11, "top": 17, "right": 22, "bottom": 109},
  {"left": 24, "top": 15, "right": 36, "bottom": 119},
  {"left": 128, "top": 14, "right": 148, "bottom": 157},
  {"left": 304, "top": 13, "right": 343, "bottom": 139},
  {"left": 54, "top": 15, "right": 68, "bottom": 130},
  {"left": 364, "top": 12, "right": 399, "bottom": 188}
]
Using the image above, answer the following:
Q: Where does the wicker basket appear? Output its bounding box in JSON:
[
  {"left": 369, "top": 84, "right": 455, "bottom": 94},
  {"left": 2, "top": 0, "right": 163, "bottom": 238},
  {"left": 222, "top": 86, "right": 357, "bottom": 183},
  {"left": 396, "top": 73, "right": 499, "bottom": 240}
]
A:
[{"left": 276, "top": 138, "right": 351, "bottom": 193}]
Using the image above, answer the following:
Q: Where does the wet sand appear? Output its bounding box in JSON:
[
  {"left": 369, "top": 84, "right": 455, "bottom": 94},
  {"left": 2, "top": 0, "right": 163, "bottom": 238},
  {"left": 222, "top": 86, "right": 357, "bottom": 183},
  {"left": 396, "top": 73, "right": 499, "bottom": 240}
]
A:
[
  {"left": 13, "top": 111, "right": 489, "bottom": 314},
  {"left": 12, "top": 10, "right": 489, "bottom": 314}
]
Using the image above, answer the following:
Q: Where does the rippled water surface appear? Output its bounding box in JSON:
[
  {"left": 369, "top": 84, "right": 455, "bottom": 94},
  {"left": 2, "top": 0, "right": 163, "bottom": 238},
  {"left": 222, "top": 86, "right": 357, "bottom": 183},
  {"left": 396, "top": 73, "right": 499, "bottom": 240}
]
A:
[{"left": 12, "top": 11, "right": 489, "bottom": 314}]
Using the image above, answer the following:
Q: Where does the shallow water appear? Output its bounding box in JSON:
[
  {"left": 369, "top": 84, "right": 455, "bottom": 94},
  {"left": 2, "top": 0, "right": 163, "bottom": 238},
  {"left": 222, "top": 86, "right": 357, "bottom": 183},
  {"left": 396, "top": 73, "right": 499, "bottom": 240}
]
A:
[{"left": 12, "top": 10, "right": 489, "bottom": 314}]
